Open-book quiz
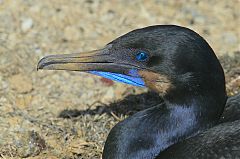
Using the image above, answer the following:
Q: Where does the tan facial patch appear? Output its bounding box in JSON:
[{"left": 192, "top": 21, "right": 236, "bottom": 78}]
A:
[{"left": 138, "top": 70, "right": 173, "bottom": 96}]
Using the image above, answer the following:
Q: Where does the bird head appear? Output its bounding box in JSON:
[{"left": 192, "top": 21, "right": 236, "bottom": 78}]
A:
[{"left": 37, "top": 25, "right": 225, "bottom": 101}]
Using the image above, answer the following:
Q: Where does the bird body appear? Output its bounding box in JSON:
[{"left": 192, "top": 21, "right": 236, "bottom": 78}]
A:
[{"left": 38, "top": 25, "right": 240, "bottom": 158}]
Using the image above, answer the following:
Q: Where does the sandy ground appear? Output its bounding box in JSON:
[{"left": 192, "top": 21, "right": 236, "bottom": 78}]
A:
[{"left": 0, "top": 0, "right": 239, "bottom": 158}]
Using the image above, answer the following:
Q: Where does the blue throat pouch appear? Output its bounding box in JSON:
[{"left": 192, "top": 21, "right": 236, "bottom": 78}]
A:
[{"left": 89, "top": 69, "right": 145, "bottom": 87}]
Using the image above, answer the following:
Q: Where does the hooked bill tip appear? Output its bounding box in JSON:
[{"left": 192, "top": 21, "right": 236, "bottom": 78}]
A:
[
  {"left": 37, "top": 57, "right": 45, "bottom": 70},
  {"left": 37, "top": 55, "right": 53, "bottom": 70}
]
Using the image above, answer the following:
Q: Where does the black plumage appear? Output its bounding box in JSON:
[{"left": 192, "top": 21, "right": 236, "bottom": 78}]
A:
[{"left": 38, "top": 25, "right": 240, "bottom": 159}]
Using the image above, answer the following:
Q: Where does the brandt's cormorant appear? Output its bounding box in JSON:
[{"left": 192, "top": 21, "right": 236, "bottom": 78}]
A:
[{"left": 38, "top": 25, "right": 240, "bottom": 159}]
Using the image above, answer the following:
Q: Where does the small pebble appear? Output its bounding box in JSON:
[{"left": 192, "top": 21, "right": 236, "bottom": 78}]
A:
[{"left": 21, "top": 18, "right": 33, "bottom": 32}]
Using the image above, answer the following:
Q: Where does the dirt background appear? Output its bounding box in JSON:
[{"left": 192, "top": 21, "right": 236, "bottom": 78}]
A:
[{"left": 0, "top": 0, "right": 239, "bottom": 158}]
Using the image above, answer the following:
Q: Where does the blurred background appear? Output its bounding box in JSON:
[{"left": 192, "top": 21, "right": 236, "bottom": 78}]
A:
[{"left": 0, "top": 0, "right": 239, "bottom": 158}]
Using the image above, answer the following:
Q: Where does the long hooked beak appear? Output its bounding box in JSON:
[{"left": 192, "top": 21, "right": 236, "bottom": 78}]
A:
[{"left": 37, "top": 46, "right": 146, "bottom": 87}]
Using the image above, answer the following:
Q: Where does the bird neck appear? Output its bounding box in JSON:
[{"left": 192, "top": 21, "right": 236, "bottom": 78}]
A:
[
  {"left": 143, "top": 94, "right": 225, "bottom": 157},
  {"left": 164, "top": 85, "right": 226, "bottom": 126},
  {"left": 153, "top": 91, "right": 226, "bottom": 150},
  {"left": 103, "top": 92, "right": 226, "bottom": 159}
]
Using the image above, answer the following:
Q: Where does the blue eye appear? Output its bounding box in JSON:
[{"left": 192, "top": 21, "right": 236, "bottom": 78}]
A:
[{"left": 136, "top": 52, "right": 148, "bottom": 61}]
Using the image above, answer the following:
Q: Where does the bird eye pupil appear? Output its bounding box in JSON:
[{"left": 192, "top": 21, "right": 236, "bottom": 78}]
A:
[{"left": 136, "top": 52, "right": 148, "bottom": 61}]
